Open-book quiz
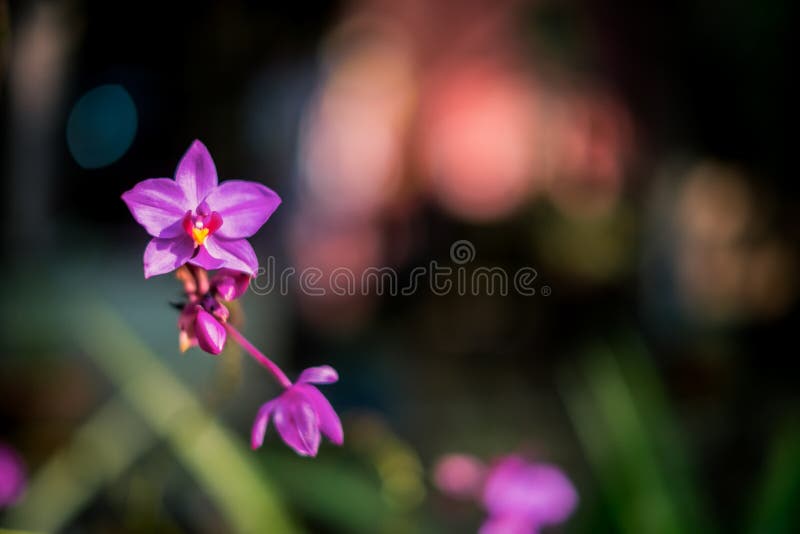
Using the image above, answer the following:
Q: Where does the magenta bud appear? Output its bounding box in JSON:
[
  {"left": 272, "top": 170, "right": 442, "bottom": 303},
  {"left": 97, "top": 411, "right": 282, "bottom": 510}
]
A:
[
  {"left": 195, "top": 308, "right": 227, "bottom": 355},
  {"left": 212, "top": 269, "right": 252, "bottom": 301}
]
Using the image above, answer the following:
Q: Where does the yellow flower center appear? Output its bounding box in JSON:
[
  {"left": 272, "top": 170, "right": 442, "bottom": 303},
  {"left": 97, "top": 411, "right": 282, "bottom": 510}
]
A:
[
  {"left": 192, "top": 227, "right": 210, "bottom": 245},
  {"left": 183, "top": 209, "right": 223, "bottom": 247}
]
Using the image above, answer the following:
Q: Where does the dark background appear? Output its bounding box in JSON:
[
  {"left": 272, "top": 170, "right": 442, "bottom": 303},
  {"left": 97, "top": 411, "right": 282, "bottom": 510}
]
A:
[{"left": 1, "top": 0, "right": 797, "bottom": 532}]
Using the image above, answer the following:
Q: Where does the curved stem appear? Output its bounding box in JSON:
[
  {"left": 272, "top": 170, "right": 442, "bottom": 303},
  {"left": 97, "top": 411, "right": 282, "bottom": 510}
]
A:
[{"left": 224, "top": 324, "right": 292, "bottom": 389}]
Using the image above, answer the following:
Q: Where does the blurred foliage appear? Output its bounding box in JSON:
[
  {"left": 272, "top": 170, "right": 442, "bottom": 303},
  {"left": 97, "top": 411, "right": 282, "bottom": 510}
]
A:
[
  {"left": 561, "top": 337, "right": 713, "bottom": 533},
  {"left": 0, "top": 287, "right": 419, "bottom": 531},
  {"left": 747, "top": 419, "right": 800, "bottom": 534}
]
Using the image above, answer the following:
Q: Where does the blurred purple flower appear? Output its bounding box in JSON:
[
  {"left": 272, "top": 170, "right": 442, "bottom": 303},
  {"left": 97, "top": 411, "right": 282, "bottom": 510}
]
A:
[
  {"left": 479, "top": 514, "right": 541, "bottom": 534},
  {"left": 122, "top": 140, "right": 281, "bottom": 278},
  {"left": 480, "top": 455, "right": 578, "bottom": 534},
  {"left": 0, "top": 443, "right": 26, "bottom": 508},
  {"left": 251, "top": 365, "right": 343, "bottom": 457}
]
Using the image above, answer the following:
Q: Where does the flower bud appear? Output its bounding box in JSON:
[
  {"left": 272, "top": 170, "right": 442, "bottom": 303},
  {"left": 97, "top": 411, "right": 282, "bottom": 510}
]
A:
[
  {"left": 213, "top": 269, "right": 252, "bottom": 301},
  {"left": 195, "top": 308, "right": 227, "bottom": 355}
]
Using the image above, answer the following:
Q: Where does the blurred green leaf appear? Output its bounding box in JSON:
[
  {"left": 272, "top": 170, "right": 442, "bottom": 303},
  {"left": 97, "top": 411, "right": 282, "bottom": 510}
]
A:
[
  {"left": 263, "top": 455, "right": 386, "bottom": 533},
  {"left": 747, "top": 418, "right": 800, "bottom": 534},
  {"left": 73, "top": 302, "right": 300, "bottom": 534},
  {"left": 5, "top": 398, "right": 154, "bottom": 531},
  {"left": 2, "top": 288, "right": 426, "bottom": 533},
  {"left": 4, "top": 300, "right": 299, "bottom": 533},
  {"left": 560, "top": 336, "right": 714, "bottom": 534}
]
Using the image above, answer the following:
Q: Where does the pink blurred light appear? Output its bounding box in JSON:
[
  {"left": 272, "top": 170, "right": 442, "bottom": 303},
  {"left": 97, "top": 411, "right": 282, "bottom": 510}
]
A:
[
  {"left": 289, "top": 211, "right": 383, "bottom": 330},
  {"left": 545, "top": 90, "right": 634, "bottom": 218},
  {"left": 299, "top": 24, "right": 415, "bottom": 218},
  {"left": 434, "top": 453, "right": 487, "bottom": 500},
  {"left": 419, "top": 62, "right": 541, "bottom": 221}
]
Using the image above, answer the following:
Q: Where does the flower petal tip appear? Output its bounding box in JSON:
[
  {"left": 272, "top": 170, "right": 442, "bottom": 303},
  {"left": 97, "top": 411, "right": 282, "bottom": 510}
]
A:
[
  {"left": 297, "top": 365, "right": 339, "bottom": 385},
  {"left": 175, "top": 140, "right": 218, "bottom": 207},
  {"left": 291, "top": 445, "right": 319, "bottom": 458},
  {"left": 143, "top": 264, "right": 161, "bottom": 279}
]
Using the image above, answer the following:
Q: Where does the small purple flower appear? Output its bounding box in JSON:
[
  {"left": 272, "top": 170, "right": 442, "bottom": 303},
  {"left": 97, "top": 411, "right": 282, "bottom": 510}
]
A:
[
  {"left": 434, "top": 453, "right": 577, "bottom": 534},
  {"left": 251, "top": 365, "right": 343, "bottom": 457},
  {"left": 122, "top": 140, "right": 281, "bottom": 278},
  {"left": 480, "top": 455, "right": 578, "bottom": 534},
  {"left": 0, "top": 443, "right": 26, "bottom": 508}
]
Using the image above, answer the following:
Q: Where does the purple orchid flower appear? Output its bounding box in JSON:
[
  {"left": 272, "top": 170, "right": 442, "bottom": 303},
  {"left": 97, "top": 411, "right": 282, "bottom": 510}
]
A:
[
  {"left": 123, "top": 142, "right": 342, "bottom": 459},
  {"left": 250, "top": 365, "right": 344, "bottom": 457},
  {"left": 122, "top": 140, "right": 281, "bottom": 278},
  {"left": 0, "top": 442, "right": 26, "bottom": 508},
  {"left": 480, "top": 455, "right": 578, "bottom": 534},
  {"left": 434, "top": 453, "right": 577, "bottom": 534}
]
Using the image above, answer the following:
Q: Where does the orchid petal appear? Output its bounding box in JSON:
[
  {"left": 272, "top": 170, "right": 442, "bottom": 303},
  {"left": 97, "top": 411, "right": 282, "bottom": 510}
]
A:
[
  {"left": 200, "top": 236, "right": 258, "bottom": 275},
  {"left": 483, "top": 457, "right": 578, "bottom": 526},
  {"left": 187, "top": 246, "right": 225, "bottom": 271},
  {"left": 251, "top": 399, "right": 278, "bottom": 450},
  {"left": 143, "top": 236, "right": 195, "bottom": 278},
  {"left": 517, "top": 464, "right": 578, "bottom": 525},
  {"left": 175, "top": 140, "right": 218, "bottom": 208},
  {"left": 483, "top": 456, "right": 528, "bottom": 516},
  {"left": 273, "top": 394, "right": 321, "bottom": 457},
  {"left": 121, "top": 178, "right": 189, "bottom": 237},
  {"left": 297, "top": 365, "right": 339, "bottom": 385},
  {"left": 203, "top": 180, "right": 281, "bottom": 239},
  {"left": 297, "top": 384, "right": 343, "bottom": 445}
]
